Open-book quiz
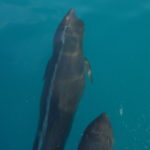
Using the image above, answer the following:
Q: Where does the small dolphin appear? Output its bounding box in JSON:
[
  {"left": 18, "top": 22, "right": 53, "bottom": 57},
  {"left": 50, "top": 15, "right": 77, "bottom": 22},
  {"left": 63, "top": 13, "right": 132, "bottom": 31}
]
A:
[
  {"left": 78, "top": 113, "right": 114, "bottom": 150},
  {"left": 33, "top": 8, "right": 92, "bottom": 150}
]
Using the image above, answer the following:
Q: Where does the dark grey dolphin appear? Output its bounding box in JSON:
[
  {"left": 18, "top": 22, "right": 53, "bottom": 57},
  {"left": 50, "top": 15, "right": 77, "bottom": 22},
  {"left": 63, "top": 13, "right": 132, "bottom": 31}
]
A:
[
  {"left": 78, "top": 113, "right": 114, "bottom": 150},
  {"left": 33, "top": 8, "right": 92, "bottom": 150}
]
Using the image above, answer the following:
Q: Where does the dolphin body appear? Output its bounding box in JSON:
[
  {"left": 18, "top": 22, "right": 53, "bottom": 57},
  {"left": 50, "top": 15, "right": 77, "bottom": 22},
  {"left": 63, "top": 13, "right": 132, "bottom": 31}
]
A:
[
  {"left": 78, "top": 113, "right": 114, "bottom": 150},
  {"left": 33, "top": 9, "right": 92, "bottom": 150}
]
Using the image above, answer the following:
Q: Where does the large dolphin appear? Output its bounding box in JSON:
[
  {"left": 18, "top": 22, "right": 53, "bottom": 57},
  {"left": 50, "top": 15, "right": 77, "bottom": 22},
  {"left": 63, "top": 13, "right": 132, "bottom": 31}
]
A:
[
  {"left": 33, "top": 8, "right": 92, "bottom": 150},
  {"left": 78, "top": 113, "right": 114, "bottom": 150}
]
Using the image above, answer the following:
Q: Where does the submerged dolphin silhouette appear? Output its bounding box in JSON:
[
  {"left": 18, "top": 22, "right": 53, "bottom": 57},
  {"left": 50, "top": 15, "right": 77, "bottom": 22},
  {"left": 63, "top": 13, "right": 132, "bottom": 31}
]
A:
[
  {"left": 78, "top": 113, "right": 114, "bottom": 150},
  {"left": 33, "top": 8, "right": 92, "bottom": 150}
]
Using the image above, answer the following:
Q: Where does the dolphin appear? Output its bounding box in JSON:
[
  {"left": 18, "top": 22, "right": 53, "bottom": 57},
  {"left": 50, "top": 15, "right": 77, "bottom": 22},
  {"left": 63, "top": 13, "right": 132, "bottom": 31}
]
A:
[
  {"left": 78, "top": 113, "right": 114, "bottom": 150},
  {"left": 33, "top": 8, "right": 92, "bottom": 150}
]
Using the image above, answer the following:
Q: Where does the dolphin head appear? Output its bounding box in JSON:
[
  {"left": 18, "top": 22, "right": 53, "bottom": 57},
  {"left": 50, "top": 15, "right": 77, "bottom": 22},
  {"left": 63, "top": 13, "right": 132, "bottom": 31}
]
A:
[
  {"left": 78, "top": 113, "right": 114, "bottom": 150},
  {"left": 91, "top": 113, "right": 113, "bottom": 136},
  {"left": 62, "top": 8, "right": 84, "bottom": 38},
  {"left": 89, "top": 113, "right": 114, "bottom": 150},
  {"left": 53, "top": 8, "right": 84, "bottom": 53}
]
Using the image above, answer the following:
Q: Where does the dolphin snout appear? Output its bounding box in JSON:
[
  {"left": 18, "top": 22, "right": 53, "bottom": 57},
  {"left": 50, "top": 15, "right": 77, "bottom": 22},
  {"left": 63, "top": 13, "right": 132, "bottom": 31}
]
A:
[{"left": 65, "top": 8, "right": 76, "bottom": 21}]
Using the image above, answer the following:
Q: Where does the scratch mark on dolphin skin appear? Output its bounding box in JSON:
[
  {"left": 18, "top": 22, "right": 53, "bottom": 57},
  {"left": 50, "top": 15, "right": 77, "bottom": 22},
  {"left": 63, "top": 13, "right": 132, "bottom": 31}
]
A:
[{"left": 37, "top": 25, "right": 68, "bottom": 150}]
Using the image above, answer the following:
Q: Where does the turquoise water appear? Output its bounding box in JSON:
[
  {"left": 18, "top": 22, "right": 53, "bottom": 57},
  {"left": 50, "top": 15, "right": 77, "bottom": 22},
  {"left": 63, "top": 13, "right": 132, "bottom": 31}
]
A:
[{"left": 0, "top": 0, "right": 150, "bottom": 150}]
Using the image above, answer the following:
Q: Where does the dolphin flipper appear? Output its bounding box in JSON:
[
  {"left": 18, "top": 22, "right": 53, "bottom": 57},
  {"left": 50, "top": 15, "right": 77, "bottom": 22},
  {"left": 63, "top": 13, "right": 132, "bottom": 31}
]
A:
[{"left": 84, "top": 58, "right": 93, "bottom": 83}]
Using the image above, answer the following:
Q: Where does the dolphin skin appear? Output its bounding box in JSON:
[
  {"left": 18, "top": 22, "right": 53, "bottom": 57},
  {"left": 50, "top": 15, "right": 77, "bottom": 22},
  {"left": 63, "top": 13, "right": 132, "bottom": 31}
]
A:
[
  {"left": 33, "top": 9, "right": 92, "bottom": 150},
  {"left": 78, "top": 113, "right": 114, "bottom": 150}
]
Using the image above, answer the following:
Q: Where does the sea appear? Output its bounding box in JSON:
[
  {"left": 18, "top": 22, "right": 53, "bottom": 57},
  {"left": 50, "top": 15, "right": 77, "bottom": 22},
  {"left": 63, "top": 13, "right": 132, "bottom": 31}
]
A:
[{"left": 0, "top": 0, "right": 150, "bottom": 150}]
